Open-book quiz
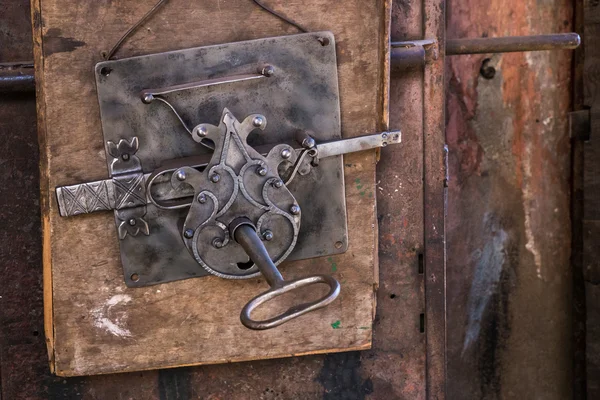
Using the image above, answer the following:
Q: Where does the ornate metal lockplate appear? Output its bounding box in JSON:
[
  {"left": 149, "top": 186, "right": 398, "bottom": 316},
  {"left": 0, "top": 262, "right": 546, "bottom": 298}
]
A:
[{"left": 92, "top": 32, "right": 347, "bottom": 286}]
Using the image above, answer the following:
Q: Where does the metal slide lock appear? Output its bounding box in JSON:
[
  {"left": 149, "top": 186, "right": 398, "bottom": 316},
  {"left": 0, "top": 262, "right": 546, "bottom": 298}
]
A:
[{"left": 54, "top": 32, "right": 402, "bottom": 329}]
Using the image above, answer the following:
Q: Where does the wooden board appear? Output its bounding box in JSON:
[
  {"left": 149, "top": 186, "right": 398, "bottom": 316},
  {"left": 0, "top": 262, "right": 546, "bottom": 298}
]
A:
[{"left": 32, "top": 0, "right": 389, "bottom": 376}]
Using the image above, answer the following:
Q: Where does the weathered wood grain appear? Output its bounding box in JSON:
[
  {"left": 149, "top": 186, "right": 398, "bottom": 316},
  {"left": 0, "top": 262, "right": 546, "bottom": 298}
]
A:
[{"left": 32, "top": 0, "right": 389, "bottom": 376}]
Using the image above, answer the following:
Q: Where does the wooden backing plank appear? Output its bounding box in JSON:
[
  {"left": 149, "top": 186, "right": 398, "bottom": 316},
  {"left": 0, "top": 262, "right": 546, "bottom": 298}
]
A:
[{"left": 34, "top": 0, "right": 389, "bottom": 376}]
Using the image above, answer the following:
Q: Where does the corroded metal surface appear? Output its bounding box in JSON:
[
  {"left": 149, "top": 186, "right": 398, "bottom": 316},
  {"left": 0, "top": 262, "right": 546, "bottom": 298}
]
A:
[{"left": 445, "top": 0, "right": 573, "bottom": 398}]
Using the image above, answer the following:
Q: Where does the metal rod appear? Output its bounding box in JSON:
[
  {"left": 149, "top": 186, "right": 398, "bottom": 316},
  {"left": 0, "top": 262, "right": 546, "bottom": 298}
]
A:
[
  {"left": 233, "top": 222, "right": 285, "bottom": 288},
  {"left": 390, "top": 33, "right": 581, "bottom": 72},
  {"left": 0, "top": 62, "right": 35, "bottom": 93},
  {"left": 446, "top": 33, "right": 581, "bottom": 55}
]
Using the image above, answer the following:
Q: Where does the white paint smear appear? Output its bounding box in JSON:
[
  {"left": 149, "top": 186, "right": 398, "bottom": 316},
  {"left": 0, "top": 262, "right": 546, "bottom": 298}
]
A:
[{"left": 91, "top": 294, "right": 133, "bottom": 338}]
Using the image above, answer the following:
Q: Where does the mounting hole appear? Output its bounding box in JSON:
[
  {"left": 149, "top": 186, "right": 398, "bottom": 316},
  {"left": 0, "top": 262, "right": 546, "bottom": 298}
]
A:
[
  {"left": 335, "top": 241, "right": 343, "bottom": 249},
  {"left": 318, "top": 37, "right": 330, "bottom": 46},
  {"left": 237, "top": 260, "right": 254, "bottom": 270},
  {"left": 100, "top": 66, "right": 112, "bottom": 77},
  {"left": 32, "top": 330, "right": 39, "bottom": 336},
  {"left": 131, "top": 273, "right": 140, "bottom": 282},
  {"left": 389, "top": 293, "right": 396, "bottom": 299},
  {"left": 480, "top": 58, "right": 496, "bottom": 80}
]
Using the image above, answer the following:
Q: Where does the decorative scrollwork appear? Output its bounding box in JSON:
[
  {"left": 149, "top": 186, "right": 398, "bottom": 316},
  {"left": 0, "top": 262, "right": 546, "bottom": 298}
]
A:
[{"left": 170, "top": 109, "right": 301, "bottom": 279}]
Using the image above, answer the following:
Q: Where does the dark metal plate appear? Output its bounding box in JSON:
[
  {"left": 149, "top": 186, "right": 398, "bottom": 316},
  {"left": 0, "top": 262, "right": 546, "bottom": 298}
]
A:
[{"left": 94, "top": 32, "right": 348, "bottom": 287}]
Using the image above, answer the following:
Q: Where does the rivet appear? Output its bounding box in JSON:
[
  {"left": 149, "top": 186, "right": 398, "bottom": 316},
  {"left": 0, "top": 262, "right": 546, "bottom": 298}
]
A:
[
  {"left": 212, "top": 238, "right": 224, "bottom": 248},
  {"left": 290, "top": 205, "right": 300, "bottom": 215},
  {"left": 273, "top": 179, "right": 284, "bottom": 188},
  {"left": 128, "top": 218, "right": 136, "bottom": 226},
  {"left": 281, "top": 148, "right": 292, "bottom": 159},
  {"left": 121, "top": 153, "right": 130, "bottom": 161},
  {"left": 257, "top": 166, "right": 268, "bottom": 176},
  {"left": 142, "top": 93, "right": 154, "bottom": 104},
  {"left": 176, "top": 170, "right": 186, "bottom": 181},
  {"left": 252, "top": 116, "right": 265, "bottom": 128},
  {"left": 302, "top": 137, "right": 316, "bottom": 149},
  {"left": 197, "top": 193, "right": 207, "bottom": 203},
  {"left": 262, "top": 230, "right": 274, "bottom": 241},
  {"left": 210, "top": 173, "right": 220, "bottom": 183},
  {"left": 261, "top": 65, "right": 275, "bottom": 77},
  {"left": 184, "top": 229, "right": 194, "bottom": 239},
  {"left": 196, "top": 126, "right": 207, "bottom": 138}
]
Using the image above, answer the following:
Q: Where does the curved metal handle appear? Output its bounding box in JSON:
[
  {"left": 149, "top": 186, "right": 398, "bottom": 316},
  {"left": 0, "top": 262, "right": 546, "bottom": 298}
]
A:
[
  {"left": 240, "top": 274, "right": 340, "bottom": 330},
  {"left": 232, "top": 219, "right": 340, "bottom": 330}
]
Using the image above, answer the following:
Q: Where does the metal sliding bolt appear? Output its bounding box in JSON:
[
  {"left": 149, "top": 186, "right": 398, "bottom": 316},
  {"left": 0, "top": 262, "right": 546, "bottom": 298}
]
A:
[
  {"left": 210, "top": 173, "right": 220, "bottom": 183},
  {"left": 184, "top": 229, "right": 194, "bottom": 239},
  {"left": 176, "top": 170, "right": 186, "bottom": 181}
]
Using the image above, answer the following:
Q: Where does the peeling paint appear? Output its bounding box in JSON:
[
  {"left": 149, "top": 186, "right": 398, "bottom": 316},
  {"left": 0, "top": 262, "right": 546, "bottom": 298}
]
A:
[{"left": 463, "top": 214, "right": 508, "bottom": 354}]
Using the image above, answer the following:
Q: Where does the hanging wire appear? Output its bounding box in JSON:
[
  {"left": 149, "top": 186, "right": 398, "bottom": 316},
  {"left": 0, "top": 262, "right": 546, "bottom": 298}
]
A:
[
  {"left": 252, "top": 0, "right": 308, "bottom": 33},
  {"left": 104, "top": 0, "right": 169, "bottom": 60}
]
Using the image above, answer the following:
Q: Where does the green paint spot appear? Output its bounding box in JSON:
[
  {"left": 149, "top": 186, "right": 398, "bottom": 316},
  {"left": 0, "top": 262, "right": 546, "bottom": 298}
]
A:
[
  {"left": 331, "top": 320, "right": 341, "bottom": 329},
  {"left": 368, "top": 192, "right": 373, "bottom": 198},
  {"left": 359, "top": 191, "right": 366, "bottom": 196},
  {"left": 359, "top": 326, "right": 370, "bottom": 330},
  {"left": 354, "top": 178, "right": 361, "bottom": 184},
  {"left": 328, "top": 257, "right": 337, "bottom": 272}
]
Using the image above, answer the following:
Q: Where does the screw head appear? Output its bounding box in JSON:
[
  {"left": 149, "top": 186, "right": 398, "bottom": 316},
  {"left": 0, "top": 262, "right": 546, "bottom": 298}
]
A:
[
  {"left": 121, "top": 153, "right": 130, "bottom": 161},
  {"left": 212, "top": 238, "right": 224, "bottom": 248},
  {"left": 257, "top": 166, "right": 268, "bottom": 176},
  {"left": 290, "top": 205, "right": 300, "bottom": 215},
  {"left": 184, "top": 229, "right": 194, "bottom": 239},
  {"left": 262, "top": 230, "right": 274, "bottom": 241},
  {"left": 281, "top": 148, "right": 292, "bottom": 159},
  {"left": 197, "top": 193, "right": 207, "bottom": 203},
  {"left": 210, "top": 173, "right": 220, "bottom": 183},
  {"left": 261, "top": 65, "right": 275, "bottom": 77},
  {"left": 273, "top": 179, "right": 284, "bottom": 188},
  {"left": 382, "top": 132, "right": 389, "bottom": 140},
  {"left": 128, "top": 218, "right": 136, "bottom": 226},
  {"left": 176, "top": 170, "right": 186, "bottom": 181}
]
